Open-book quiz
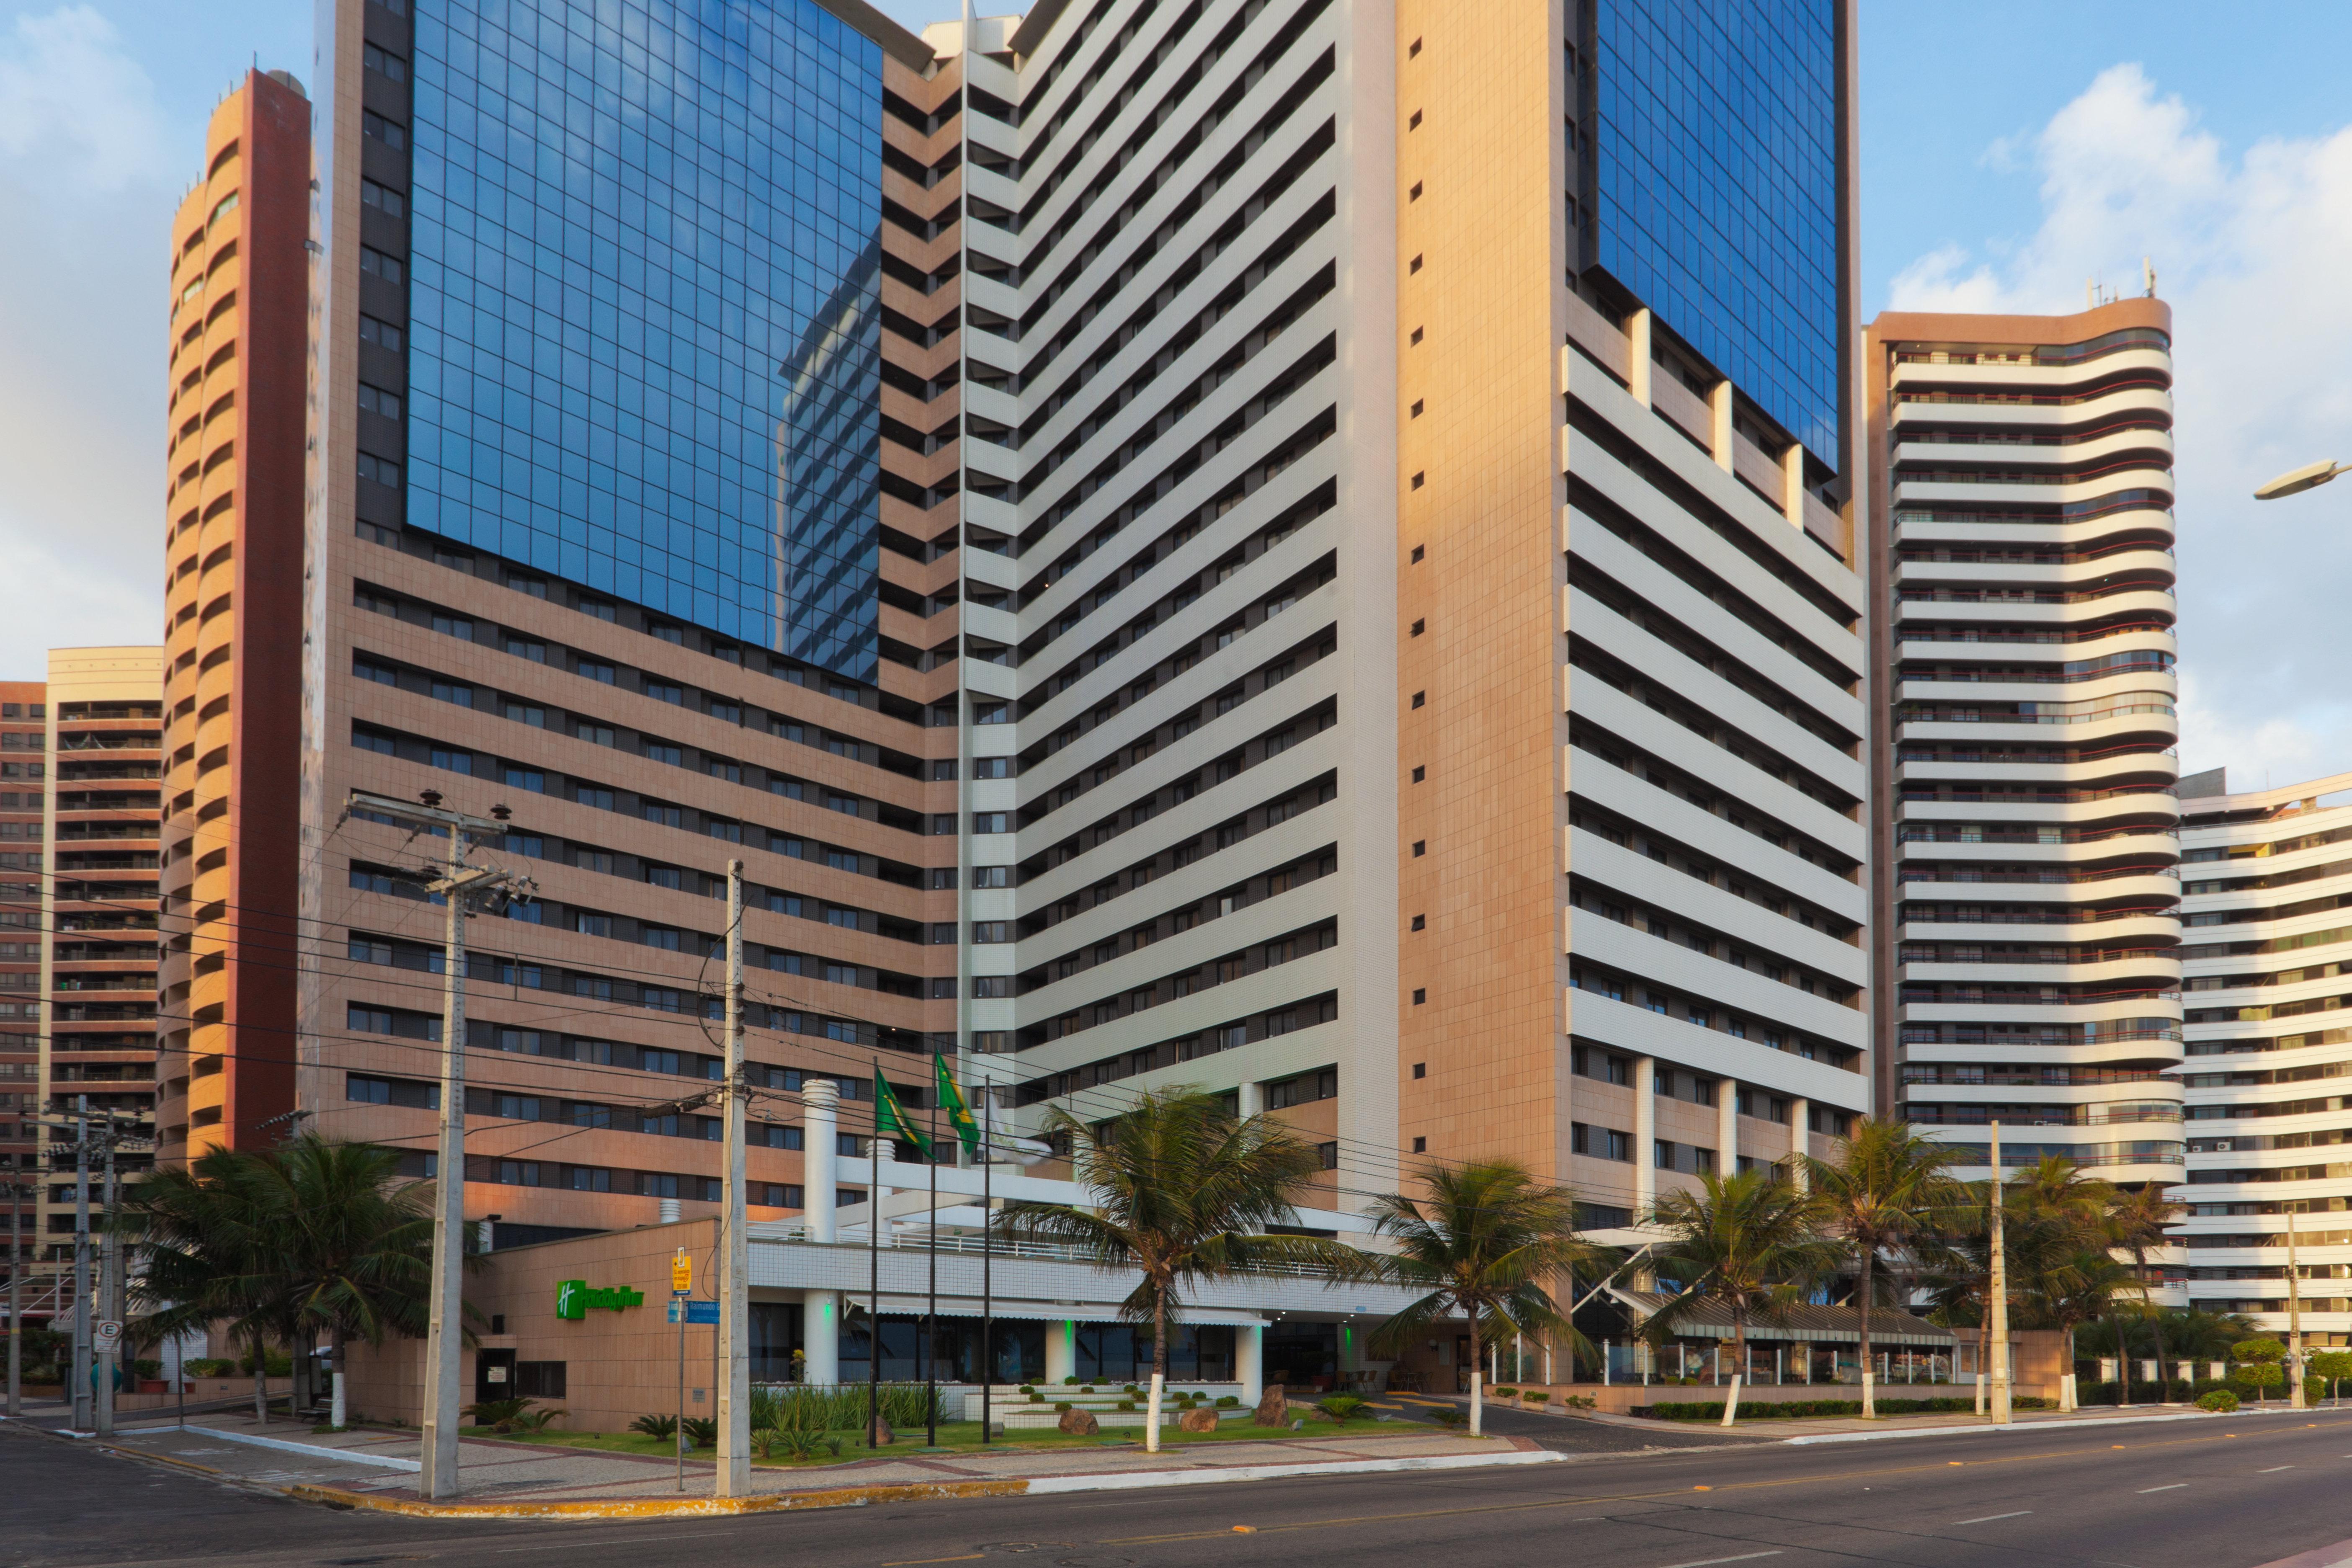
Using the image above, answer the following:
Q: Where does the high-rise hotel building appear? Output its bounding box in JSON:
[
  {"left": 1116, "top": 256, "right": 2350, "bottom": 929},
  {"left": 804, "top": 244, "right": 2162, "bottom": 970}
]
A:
[
  {"left": 181, "top": 0, "right": 1871, "bottom": 1242},
  {"left": 1864, "top": 300, "right": 2185, "bottom": 1186},
  {"left": 2177, "top": 770, "right": 2352, "bottom": 1342}
]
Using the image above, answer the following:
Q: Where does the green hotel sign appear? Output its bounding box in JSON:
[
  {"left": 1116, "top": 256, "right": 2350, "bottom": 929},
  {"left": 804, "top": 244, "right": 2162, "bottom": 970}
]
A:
[{"left": 555, "top": 1280, "right": 645, "bottom": 1319}]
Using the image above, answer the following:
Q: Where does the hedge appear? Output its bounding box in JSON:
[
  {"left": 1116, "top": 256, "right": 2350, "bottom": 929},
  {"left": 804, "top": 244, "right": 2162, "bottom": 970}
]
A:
[{"left": 1640, "top": 1395, "right": 2055, "bottom": 1421}]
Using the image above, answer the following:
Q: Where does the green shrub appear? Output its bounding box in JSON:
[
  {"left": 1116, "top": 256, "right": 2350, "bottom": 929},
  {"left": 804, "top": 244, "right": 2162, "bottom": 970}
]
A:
[
  {"left": 750, "top": 1427, "right": 779, "bottom": 1460},
  {"left": 630, "top": 1413, "right": 679, "bottom": 1441},
  {"left": 1318, "top": 1395, "right": 1369, "bottom": 1421},
  {"left": 1522, "top": 1390, "right": 1550, "bottom": 1404},
  {"left": 132, "top": 1359, "right": 162, "bottom": 1378},
  {"left": 1019, "top": 1385, "right": 1037, "bottom": 1397},
  {"left": 1054, "top": 1401, "right": 1073, "bottom": 1413},
  {"left": 1429, "top": 1407, "right": 1469, "bottom": 1429},
  {"left": 1560, "top": 1394, "right": 1596, "bottom": 1411},
  {"left": 1124, "top": 1384, "right": 1141, "bottom": 1394},
  {"left": 748, "top": 1382, "right": 937, "bottom": 1432},
  {"left": 512, "top": 1408, "right": 564, "bottom": 1433},
  {"left": 2198, "top": 1389, "right": 2239, "bottom": 1413},
  {"left": 1081, "top": 1385, "right": 1096, "bottom": 1393},
  {"left": 185, "top": 1358, "right": 235, "bottom": 1378},
  {"left": 238, "top": 1350, "right": 294, "bottom": 1376},
  {"left": 1117, "top": 1400, "right": 1137, "bottom": 1412},
  {"left": 1064, "top": 1375, "right": 1081, "bottom": 1385},
  {"left": 780, "top": 1426, "right": 822, "bottom": 1460},
  {"left": 681, "top": 1417, "right": 717, "bottom": 1448},
  {"left": 462, "top": 1397, "right": 532, "bottom": 1428},
  {"left": 1217, "top": 1395, "right": 1241, "bottom": 1408}
]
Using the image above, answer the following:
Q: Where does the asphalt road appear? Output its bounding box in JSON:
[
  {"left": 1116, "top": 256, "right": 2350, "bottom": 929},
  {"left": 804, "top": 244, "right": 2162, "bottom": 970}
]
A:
[{"left": 14, "top": 1410, "right": 2352, "bottom": 1568}]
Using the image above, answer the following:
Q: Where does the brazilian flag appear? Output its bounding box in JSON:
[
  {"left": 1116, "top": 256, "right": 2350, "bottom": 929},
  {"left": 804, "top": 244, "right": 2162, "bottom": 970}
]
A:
[
  {"left": 935, "top": 1052, "right": 979, "bottom": 1157},
  {"left": 873, "top": 1068, "right": 931, "bottom": 1160}
]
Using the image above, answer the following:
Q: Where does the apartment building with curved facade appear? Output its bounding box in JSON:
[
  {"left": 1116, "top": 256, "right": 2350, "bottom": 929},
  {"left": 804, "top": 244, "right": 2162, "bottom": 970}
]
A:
[
  {"left": 2178, "top": 771, "right": 2352, "bottom": 1343},
  {"left": 1866, "top": 300, "right": 2185, "bottom": 1196},
  {"left": 156, "top": 68, "right": 309, "bottom": 1160}
]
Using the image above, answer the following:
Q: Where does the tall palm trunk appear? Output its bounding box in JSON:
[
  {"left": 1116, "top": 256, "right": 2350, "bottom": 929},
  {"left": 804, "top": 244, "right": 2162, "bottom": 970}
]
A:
[
  {"left": 2109, "top": 1305, "right": 2129, "bottom": 1407},
  {"left": 1466, "top": 1315, "right": 1483, "bottom": 1437},
  {"left": 330, "top": 1326, "right": 349, "bottom": 1430},
  {"left": 1856, "top": 1247, "right": 1876, "bottom": 1418},
  {"left": 1721, "top": 1314, "right": 1747, "bottom": 1428},
  {"left": 250, "top": 1331, "right": 268, "bottom": 1425},
  {"left": 1145, "top": 1287, "right": 1168, "bottom": 1454}
]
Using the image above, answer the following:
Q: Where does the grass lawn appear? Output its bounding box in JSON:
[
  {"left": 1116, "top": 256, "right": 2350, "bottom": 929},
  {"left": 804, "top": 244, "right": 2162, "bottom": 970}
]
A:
[{"left": 460, "top": 1414, "right": 1436, "bottom": 1467}]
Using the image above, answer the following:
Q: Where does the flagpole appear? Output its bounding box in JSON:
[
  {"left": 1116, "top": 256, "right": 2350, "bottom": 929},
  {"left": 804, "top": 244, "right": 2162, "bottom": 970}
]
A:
[
  {"left": 926, "top": 1096, "right": 939, "bottom": 1448},
  {"left": 869, "top": 1058, "right": 882, "bottom": 1449},
  {"left": 981, "top": 1081, "right": 993, "bottom": 1445}
]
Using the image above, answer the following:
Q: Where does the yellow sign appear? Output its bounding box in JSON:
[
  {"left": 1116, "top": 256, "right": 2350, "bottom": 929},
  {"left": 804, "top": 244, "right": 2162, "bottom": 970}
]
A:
[{"left": 671, "top": 1248, "right": 692, "bottom": 1295}]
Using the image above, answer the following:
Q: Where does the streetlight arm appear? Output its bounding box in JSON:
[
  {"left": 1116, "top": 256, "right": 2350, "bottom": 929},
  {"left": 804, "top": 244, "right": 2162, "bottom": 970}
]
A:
[{"left": 2254, "top": 460, "right": 2348, "bottom": 501}]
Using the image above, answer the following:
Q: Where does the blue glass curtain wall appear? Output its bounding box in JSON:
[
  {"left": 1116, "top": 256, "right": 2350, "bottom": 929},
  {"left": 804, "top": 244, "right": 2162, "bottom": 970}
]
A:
[
  {"left": 1594, "top": 0, "right": 1841, "bottom": 461},
  {"left": 404, "top": 0, "right": 885, "bottom": 682}
]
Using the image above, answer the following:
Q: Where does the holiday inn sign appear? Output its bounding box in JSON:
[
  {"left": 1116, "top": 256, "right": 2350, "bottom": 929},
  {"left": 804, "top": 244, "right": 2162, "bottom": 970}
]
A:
[{"left": 555, "top": 1280, "right": 645, "bottom": 1318}]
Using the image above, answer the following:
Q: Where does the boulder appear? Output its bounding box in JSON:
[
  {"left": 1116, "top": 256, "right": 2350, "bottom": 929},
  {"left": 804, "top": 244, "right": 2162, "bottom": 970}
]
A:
[
  {"left": 1058, "top": 1406, "right": 1100, "bottom": 1436},
  {"left": 868, "top": 1416, "right": 895, "bottom": 1445},
  {"left": 1252, "top": 1387, "right": 1289, "bottom": 1426},
  {"left": 1178, "top": 1406, "right": 1219, "bottom": 1434}
]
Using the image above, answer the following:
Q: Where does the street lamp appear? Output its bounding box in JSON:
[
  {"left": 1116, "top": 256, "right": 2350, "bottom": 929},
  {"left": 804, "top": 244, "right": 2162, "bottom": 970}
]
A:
[{"left": 2254, "top": 460, "right": 2350, "bottom": 500}]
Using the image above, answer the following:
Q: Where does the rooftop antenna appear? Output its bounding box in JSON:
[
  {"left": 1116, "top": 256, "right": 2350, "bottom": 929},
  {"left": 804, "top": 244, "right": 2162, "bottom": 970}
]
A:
[
  {"left": 2086, "top": 276, "right": 2096, "bottom": 309},
  {"left": 2143, "top": 256, "right": 2156, "bottom": 298}
]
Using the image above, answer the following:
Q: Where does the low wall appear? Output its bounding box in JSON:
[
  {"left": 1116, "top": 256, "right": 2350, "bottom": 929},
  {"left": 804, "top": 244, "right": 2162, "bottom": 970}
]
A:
[{"left": 1485, "top": 1379, "right": 2060, "bottom": 1418}]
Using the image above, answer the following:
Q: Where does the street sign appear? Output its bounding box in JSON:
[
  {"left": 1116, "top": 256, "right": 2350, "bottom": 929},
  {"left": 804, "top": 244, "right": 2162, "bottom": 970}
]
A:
[
  {"left": 671, "top": 1248, "right": 692, "bottom": 1295},
  {"left": 667, "top": 1299, "right": 719, "bottom": 1326},
  {"left": 92, "top": 1320, "right": 122, "bottom": 1353}
]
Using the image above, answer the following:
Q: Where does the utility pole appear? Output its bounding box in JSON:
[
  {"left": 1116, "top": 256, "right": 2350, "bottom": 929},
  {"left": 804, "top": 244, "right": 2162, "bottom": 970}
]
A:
[
  {"left": 5, "top": 1171, "right": 19, "bottom": 1419},
  {"left": 96, "top": 1126, "right": 117, "bottom": 1438},
  {"left": 715, "top": 860, "right": 749, "bottom": 1498},
  {"left": 1988, "top": 1121, "right": 2011, "bottom": 1426},
  {"left": 2290, "top": 1203, "right": 2306, "bottom": 1409},
  {"left": 71, "top": 1098, "right": 90, "bottom": 1433},
  {"left": 350, "top": 789, "right": 531, "bottom": 1501}
]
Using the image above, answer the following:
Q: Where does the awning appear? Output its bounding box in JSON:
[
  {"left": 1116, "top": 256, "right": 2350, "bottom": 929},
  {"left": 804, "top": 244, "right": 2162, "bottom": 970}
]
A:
[{"left": 1602, "top": 1285, "right": 1956, "bottom": 1348}]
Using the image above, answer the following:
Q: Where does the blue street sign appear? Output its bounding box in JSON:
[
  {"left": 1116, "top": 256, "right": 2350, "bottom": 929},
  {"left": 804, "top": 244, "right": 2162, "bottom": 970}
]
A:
[{"left": 668, "top": 1299, "right": 720, "bottom": 1325}]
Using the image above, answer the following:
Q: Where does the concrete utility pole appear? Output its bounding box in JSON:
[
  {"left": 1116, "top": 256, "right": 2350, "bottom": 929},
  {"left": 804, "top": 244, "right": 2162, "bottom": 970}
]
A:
[
  {"left": 350, "top": 789, "right": 531, "bottom": 1501},
  {"left": 2290, "top": 1204, "right": 2306, "bottom": 1409},
  {"left": 1988, "top": 1121, "right": 2011, "bottom": 1425},
  {"left": 715, "top": 860, "right": 750, "bottom": 1498},
  {"left": 71, "top": 1099, "right": 90, "bottom": 1433},
  {"left": 96, "top": 1126, "right": 118, "bottom": 1438},
  {"left": 6, "top": 1172, "right": 21, "bottom": 1418}
]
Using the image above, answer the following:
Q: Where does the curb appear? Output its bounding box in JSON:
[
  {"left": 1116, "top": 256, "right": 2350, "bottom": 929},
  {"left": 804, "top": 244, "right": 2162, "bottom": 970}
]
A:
[
  {"left": 284, "top": 1447, "right": 1565, "bottom": 1519},
  {"left": 187, "top": 1425, "right": 422, "bottom": 1472},
  {"left": 1782, "top": 1409, "right": 2244, "bottom": 1445}
]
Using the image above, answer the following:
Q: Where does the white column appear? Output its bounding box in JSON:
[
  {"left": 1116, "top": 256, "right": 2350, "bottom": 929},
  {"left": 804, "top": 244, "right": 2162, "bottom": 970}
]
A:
[
  {"left": 1632, "top": 1057, "right": 1656, "bottom": 1213},
  {"left": 1709, "top": 379, "right": 1734, "bottom": 471},
  {"left": 1781, "top": 441, "right": 1808, "bottom": 528},
  {"left": 1045, "top": 1319, "right": 1076, "bottom": 1387},
  {"left": 1789, "top": 1098, "right": 1810, "bottom": 1190},
  {"left": 1626, "top": 308, "right": 1652, "bottom": 407},
  {"left": 804, "top": 1079, "right": 838, "bottom": 1243},
  {"left": 802, "top": 1292, "right": 839, "bottom": 1386},
  {"left": 872, "top": 1135, "right": 895, "bottom": 1242},
  {"left": 1237, "top": 1323, "right": 1264, "bottom": 1404},
  {"left": 1238, "top": 1079, "right": 1265, "bottom": 1119},
  {"left": 1717, "top": 1078, "right": 1738, "bottom": 1178}
]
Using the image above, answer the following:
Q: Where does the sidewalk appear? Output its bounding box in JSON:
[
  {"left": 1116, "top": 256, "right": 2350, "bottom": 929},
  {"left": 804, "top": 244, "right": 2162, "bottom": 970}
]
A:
[
  {"left": 1571, "top": 1400, "right": 2352, "bottom": 1443},
  {"left": 53, "top": 1410, "right": 1562, "bottom": 1518}
]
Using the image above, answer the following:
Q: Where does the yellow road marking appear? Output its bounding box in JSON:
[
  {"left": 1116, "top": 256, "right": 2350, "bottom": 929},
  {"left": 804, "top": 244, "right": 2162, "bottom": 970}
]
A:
[{"left": 883, "top": 1556, "right": 988, "bottom": 1565}]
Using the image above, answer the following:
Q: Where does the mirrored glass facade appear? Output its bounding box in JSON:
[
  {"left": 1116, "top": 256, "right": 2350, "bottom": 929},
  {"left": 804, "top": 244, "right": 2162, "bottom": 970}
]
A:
[
  {"left": 404, "top": 0, "right": 885, "bottom": 681},
  {"left": 1594, "top": 0, "right": 1840, "bottom": 460}
]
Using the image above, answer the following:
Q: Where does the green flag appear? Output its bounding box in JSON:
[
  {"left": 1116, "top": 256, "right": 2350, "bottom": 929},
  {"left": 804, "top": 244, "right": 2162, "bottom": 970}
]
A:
[
  {"left": 873, "top": 1068, "right": 930, "bottom": 1160},
  {"left": 936, "top": 1052, "right": 979, "bottom": 1156}
]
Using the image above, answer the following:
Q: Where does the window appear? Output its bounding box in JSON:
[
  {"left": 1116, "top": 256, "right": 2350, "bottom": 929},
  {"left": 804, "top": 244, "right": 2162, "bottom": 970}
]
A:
[
  {"left": 1412, "top": 1136, "right": 1426, "bottom": 1153},
  {"left": 1410, "top": 619, "right": 1425, "bottom": 636},
  {"left": 360, "top": 246, "right": 404, "bottom": 285},
  {"left": 1411, "top": 988, "right": 1426, "bottom": 1005},
  {"left": 357, "top": 454, "right": 401, "bottom": 489},
  {"left": 1411, "top": 840, "right": 1426, "bottom": 857},
  {"left": 363, "top": 42, "right": 408, "bottom": 80},
  {"left": 360, "top": 178, "right": 405, "bottom": 219},
  {"left": 358, "top": 383, "right": 402, "bottom": 420},
  {"left": 1411, "top": 766, "right": 1425, "bottom": 783},
  {"left": 1411, "top": 914, "right": 1425, "bottom": 931},
  {"left": 362, "top": 109, "right": 406, "bottom": 149},
  {"left": 574, "top": 912, "right": 610, "bottom": 938},
  {"left": 359, "top": 314, "right": 403, "bottom": 352},
  {"left": 575, "top": 785, "right": 614, "bottom": 810},
  {"left": 1412, "top": 1062, "right": 1426, "bottom": 1079},
  {"left": 644, "top": 681, "right": 683, "bottom": 704}
]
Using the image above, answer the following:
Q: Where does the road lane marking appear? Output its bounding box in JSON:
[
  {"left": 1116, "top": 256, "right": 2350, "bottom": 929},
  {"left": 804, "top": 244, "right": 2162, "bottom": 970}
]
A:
[
  {"left": 2139, "top": 1484, "right": 2187, "bottom": 1493},
  {"left": 2259, "top": 1465, "right": 2294, "bottom": 1473},
  {"left": 1655, "top": 1555, "right": 1781, "bottom": 1568},
  {"left": 1952, "top": 1511, "right": 2031, "bottom": 1525}
]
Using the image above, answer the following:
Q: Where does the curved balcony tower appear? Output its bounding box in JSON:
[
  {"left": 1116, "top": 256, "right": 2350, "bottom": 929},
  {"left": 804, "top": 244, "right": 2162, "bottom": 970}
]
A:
[{"left": 1865, "top": 301, "right": 2184, "bottom": 1195}]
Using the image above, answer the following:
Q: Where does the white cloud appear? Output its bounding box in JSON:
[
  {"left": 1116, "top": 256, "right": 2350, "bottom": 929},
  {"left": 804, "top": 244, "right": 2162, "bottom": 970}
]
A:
[
  {"left": 0, "top": 5, "right": 167, "bottom": 193},
  {"left": 1890, "top": 64, "right": 2352, "bottom": 785}
]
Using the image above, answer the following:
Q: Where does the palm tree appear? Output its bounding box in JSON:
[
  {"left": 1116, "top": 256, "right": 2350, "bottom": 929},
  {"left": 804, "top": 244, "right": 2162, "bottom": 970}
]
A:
[
  {"left": 2107, "top": 1181, "right": 2182, "bottom": 1396},
  {"left": 996, "top": 1088, "right": 1359, "bottom": 1453},
  {"left": 120, "top": 1147, "right": 284, "bottom": 1422},
  {"left": 120, "top": 1136, "right": 442, "bottom": 1427},
  {"left": 1358, "top": 1159, "right": 1603, "bottom": 1438},
  {"left": 1645, "top": 1168, "right": 1837, "bottom": 1426},
  {"left": 267, "top": 1137, "right": 437, "bottom": 1428},
  {"left": 2006, "top": 1157, "right": 2114, "bottom": 1404},
  {"left": 1805, "top": 1119, "right": 1968, "bottom": 1417}
]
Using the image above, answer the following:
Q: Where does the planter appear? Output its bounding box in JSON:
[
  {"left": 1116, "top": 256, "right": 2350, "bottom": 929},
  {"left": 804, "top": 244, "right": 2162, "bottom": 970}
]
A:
[{"left": 137, "top": 1380, "right": 168, "bottom": 1393}]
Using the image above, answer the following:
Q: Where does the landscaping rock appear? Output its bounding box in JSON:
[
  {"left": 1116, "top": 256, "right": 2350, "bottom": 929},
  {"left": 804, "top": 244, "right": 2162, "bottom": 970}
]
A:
[
  {"left": 1252, "top": 1387, "right": 1288, "bottom": 1426},
  {"left": 1058, "top": 1406, "right": 1099, "bottom": 1436},
  {"left": 868, "top": 1416, "right": 895, "bottom": 1445},
  {"left": 1179, "top": 1406, "right": 1219, "bottom": 1433}
]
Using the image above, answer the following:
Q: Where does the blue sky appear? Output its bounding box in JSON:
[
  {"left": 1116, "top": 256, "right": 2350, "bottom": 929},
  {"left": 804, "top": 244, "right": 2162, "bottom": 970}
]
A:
[{"left": 3, "top": 0, "right": 2349, "bottom": 779}]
